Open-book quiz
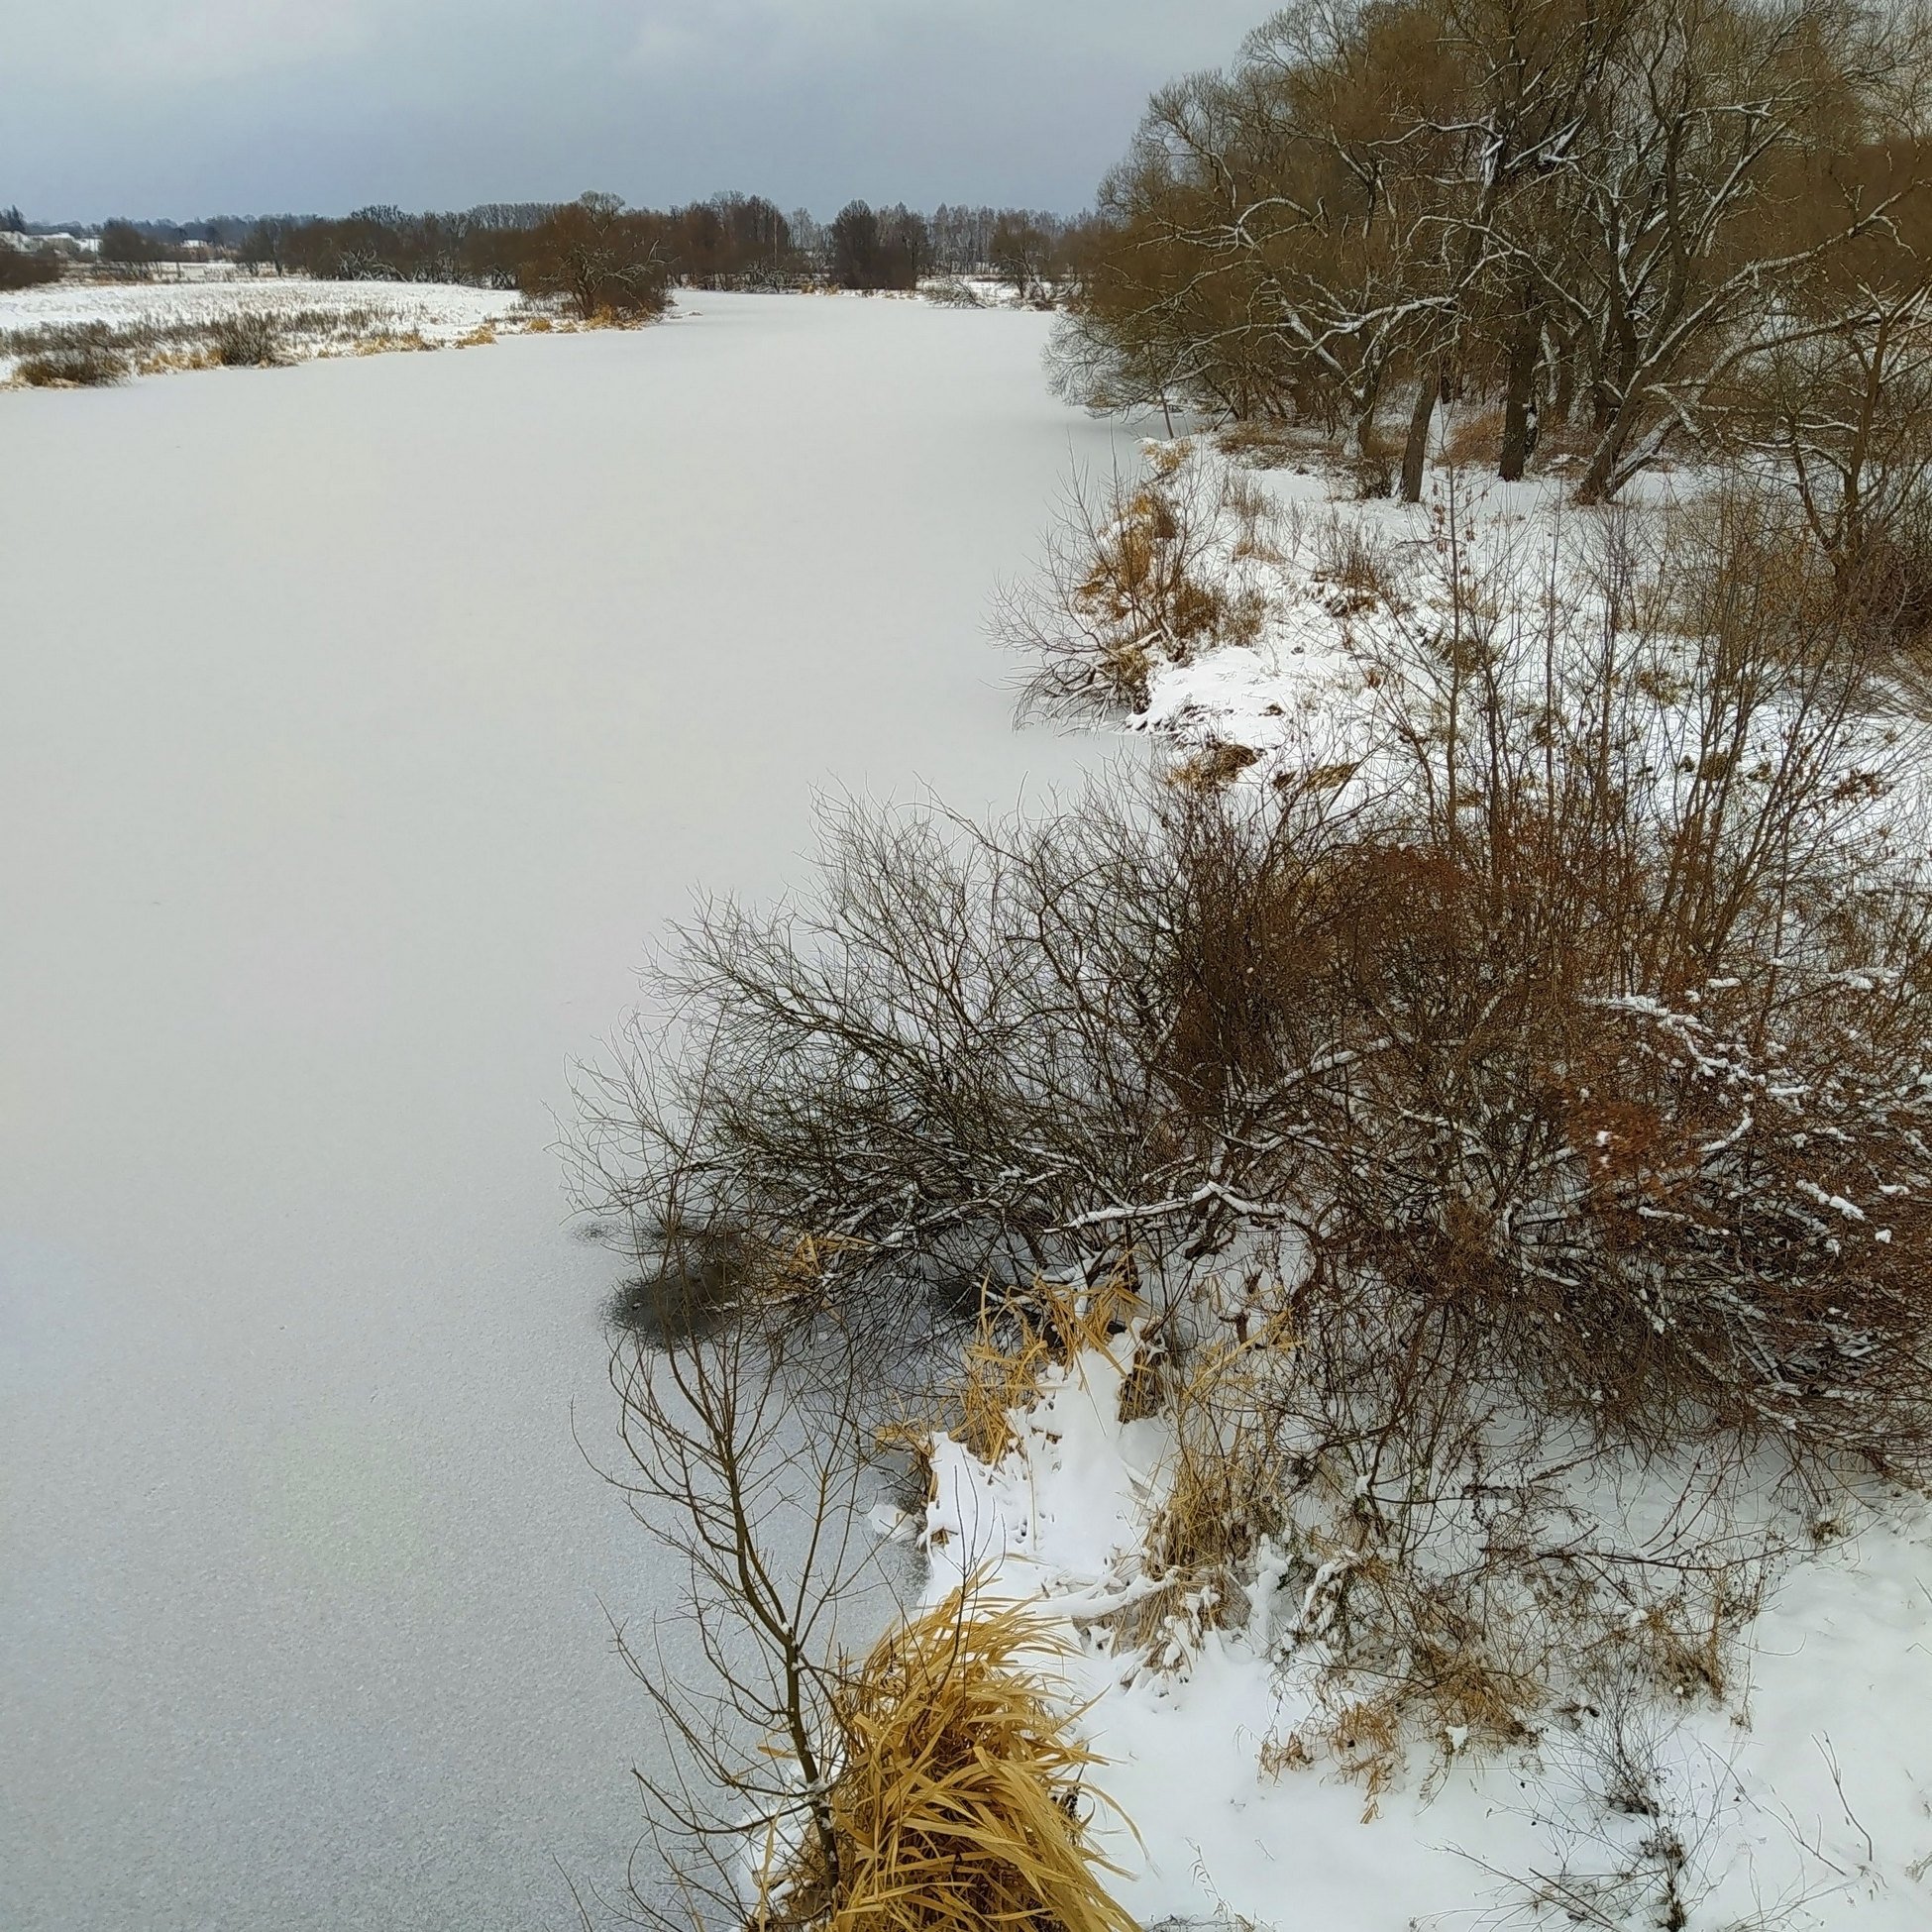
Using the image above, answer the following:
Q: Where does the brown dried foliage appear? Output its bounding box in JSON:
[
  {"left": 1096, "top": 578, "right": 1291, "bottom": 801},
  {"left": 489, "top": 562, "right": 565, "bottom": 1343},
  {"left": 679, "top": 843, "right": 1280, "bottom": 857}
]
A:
[
  {"left": 759, "top": 1591, "right": 1137, "bottom": 1932},
  {"left": 998, "top": 454, "right": 1271, "bottom": 717}
]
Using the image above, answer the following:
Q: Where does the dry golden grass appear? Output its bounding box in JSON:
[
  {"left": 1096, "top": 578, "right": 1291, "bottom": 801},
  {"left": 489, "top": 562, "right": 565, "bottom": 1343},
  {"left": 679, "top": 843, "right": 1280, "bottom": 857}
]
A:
[
  {"left": 958, "top": 1317, "right": 1057, "bottom": 1463},
  {"left": 761, "top": 1590, "right": 1137, "bottom": 1932},
  {"left": 1145, "top": 1319, "right": 1296, "bottom": 1583},
  {"left": 1163, "top": 742, "right": 1262, "bottom": 795},
  {"left": 1146, "top": 437, "right": 1193, "bottom": 479},
  {"left": 1214, "top": 418, "right": 1304, "bottom": 469},
  {"left": 956, "top": 1268, "right": 1142, "bottom": 1462},
  {"left": 1437, "top": 405, "right": 1505, "bottom": 469},
  {"left": 348, "top": 328, "right": 434, "bottom": 358}
]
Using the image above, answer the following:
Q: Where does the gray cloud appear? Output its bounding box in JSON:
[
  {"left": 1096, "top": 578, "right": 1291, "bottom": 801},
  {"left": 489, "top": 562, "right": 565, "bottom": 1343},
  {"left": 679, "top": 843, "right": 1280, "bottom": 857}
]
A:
[{"left": 1, "top": 1, "right": 1267, "bottom": 221}]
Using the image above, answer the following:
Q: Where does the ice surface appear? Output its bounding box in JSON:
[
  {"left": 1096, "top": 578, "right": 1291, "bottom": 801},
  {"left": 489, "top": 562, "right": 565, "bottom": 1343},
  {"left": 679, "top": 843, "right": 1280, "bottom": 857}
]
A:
[{"left": 0, "top": 294, "right": 1135, "bottom": 1932}]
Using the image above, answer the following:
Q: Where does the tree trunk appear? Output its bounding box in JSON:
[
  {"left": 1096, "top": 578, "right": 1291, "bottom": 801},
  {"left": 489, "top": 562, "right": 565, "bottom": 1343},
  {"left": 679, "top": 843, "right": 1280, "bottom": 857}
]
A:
[
  {"left": 1576, "top": 415, "right": 1626, "bottom": 503},
  {"left": 1552, "top": 347, "right": 1575, "bottom": 426},
  {"left": 1499, "top": 297, "right": 1542, "bottom": 482},
  {"left": 1401, "top": 366, "right": 1439, "bottom": 502}
]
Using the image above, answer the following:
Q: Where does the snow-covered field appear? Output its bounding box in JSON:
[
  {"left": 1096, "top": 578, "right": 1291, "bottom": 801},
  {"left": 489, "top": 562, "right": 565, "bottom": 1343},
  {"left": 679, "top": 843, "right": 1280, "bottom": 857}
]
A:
[
  {"left": 0, "top": 296, "right": 1133, "bottom": 1932},
  {"left": 0, "top": 273, "right": 530, "bottom": 380}
]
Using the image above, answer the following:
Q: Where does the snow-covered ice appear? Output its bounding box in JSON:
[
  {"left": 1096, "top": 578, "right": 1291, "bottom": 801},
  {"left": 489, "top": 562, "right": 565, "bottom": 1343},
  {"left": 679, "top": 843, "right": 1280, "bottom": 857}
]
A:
[{"left": 0, "top": 293, "right": 1135, "bottom": 1932}]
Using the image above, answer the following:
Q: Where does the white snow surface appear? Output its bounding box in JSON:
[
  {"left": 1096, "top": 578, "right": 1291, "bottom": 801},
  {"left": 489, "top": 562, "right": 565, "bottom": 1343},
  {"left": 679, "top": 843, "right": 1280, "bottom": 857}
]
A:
[
  {"left": 0, "top": 294, "right": 1136, "bottom": 1932},
  {"left": 919, "top": 435, "right": 1932, "bottom": 1932},
  {"left": 923, "top": 1342, "right": 1932, "bottom": 1932},
  {"left": 0, "top": 273, "right": 526, "bottom": 378}
]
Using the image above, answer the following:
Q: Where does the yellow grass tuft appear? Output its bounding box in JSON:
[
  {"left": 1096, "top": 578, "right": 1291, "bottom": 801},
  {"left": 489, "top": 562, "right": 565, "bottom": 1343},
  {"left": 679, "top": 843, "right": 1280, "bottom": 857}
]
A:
[
  {"left": 1436, "top": 405, "right": 1504, "bottom": 470},
  {"left": 1146, "top": 1313, "right": 1296, "bottom": 1583},
  {"left": 956, "top": 1266, "right": 1142, "bottom": 1462},
  {"left": 760, "top": 1590, "right": 1137, "bottom": 1932}
]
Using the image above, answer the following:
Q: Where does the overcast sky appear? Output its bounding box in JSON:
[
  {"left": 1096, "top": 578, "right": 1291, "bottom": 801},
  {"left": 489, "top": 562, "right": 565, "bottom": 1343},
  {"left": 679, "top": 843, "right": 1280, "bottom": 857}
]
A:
[{"left": 1, "top": 2, "right": 1269, "bottom": 223}]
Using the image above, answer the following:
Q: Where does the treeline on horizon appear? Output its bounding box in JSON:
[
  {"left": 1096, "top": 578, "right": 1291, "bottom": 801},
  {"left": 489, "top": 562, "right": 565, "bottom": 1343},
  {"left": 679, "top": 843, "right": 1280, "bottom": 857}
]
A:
[{"left": 1, "top": 194, "right": 1096, "bottom": 300}]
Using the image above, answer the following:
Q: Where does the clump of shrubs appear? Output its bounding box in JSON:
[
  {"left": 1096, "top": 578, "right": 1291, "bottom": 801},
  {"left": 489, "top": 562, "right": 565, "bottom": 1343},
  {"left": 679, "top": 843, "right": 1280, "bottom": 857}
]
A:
[
  {"left": 579, "top": 473, "right": 1932, "bottom": 1823},
  {"left": 579, "top": 492, "right": 1932, "bottom": 1478},
  {"left": 997, "top": 446, "right": 1275, "bottom": 716},
  {"left": 14, "top": 341, "right": 127, "bottom": 387},
  {"left": 0, "top": 245, "right": 62, "bottom": 291},
  {"left": 210, "top": 311, "right": 287, "bottom": 368}
]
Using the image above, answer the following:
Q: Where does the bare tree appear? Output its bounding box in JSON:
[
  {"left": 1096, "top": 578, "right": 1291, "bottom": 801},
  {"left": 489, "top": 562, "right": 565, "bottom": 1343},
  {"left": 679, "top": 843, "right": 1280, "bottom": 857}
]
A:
[
  {"left": 519, "top": 192, "right": 669, "bottom": 320},
  {"left": 1714, "top": 282, "right": 1932, "bottom": 611},
  {"left": 1552, "top": 0, "right": 1930, "bottom": 499},
  {"left": 1056, "top": 0, "right": 1932, "bottom": 498},
  {"left": 600, "top": 1273, "right": 905, "bottom": 1927}
]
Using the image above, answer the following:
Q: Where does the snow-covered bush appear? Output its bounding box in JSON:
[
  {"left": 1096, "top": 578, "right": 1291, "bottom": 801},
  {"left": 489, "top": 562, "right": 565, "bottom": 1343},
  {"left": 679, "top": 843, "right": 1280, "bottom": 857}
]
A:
[
  {"left": 577, "top": 467, "right": 1932, "bottom": 1848},
  {"left": 575, "top": 534, "right": 1932, "bottom": 1468}
]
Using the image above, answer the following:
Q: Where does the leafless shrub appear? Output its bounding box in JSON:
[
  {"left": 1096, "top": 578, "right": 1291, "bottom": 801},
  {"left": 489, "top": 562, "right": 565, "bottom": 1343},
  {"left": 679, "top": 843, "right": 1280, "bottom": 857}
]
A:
[
  {"left": 602, "top": 1283, "right": 899, "bottom": 1928},
  {"left": 1352, "top": 439, "right": 1396, "bottom": 500},
  {"left": 210, "top": 310, "right": 287, "bottom": 368},
  {"left": 577, "top": 484, "right": 1932, "bottom": 1490},
  {"left": 1457, "top": 1676, "right": 1856, "bottom": 1931},
  {"left": 921, "top": 275, "right": 984, "bottom": 308},
  {"left": 14, "top": 341, "right": 127, "bottom": 386},
  {"left": 1712, "top": 292, "right": 1932, "bottom": 638},
  {"left": 1439, "top": 407, "right": 1506, "bottom": 472},
  {"left": 0, "top": 244, "right": 61, "bottom": 291},
  {"left": 1307, "top": 510, "right": 1406, "bottom": 612},
  {"left": 600, "top": 1253, "right": 1138, "bottom": 1931},
  {"left": 575, "top": 487, "right": 1932, "bottom": 1856}
]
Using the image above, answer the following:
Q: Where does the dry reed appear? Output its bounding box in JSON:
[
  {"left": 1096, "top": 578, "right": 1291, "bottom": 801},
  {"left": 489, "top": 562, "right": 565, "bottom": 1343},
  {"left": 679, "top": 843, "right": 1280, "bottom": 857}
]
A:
[{"left": 759, "top": 1590, "right": 1137, "bottom": 1932}]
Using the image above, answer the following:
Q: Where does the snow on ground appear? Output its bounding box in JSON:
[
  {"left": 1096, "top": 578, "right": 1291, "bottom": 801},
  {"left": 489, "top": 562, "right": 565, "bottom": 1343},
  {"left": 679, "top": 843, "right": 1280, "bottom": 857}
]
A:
[
  {"left": 918, "top": 1341, "right": 1932, "bottom": 1931},
  {"left": 893, "top": 432, "right": 1932, "bottom": 1932},
  {"left": 0, "top": 294, "right": 1136, "bottom": 1932},
  {"left": 0, "top": 272, "right": 531, "bottom": 379}
]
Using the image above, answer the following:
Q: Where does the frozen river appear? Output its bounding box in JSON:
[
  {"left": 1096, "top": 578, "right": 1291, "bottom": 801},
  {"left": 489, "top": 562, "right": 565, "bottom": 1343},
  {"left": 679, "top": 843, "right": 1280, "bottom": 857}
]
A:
[{"left": 0, "top": 294, "right": 1129, "bottom": 1931}]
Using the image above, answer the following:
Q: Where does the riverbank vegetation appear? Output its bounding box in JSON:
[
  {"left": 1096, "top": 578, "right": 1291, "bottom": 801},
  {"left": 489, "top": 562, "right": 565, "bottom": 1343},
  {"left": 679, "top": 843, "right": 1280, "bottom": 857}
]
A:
[
  {"left": 574, "top": 1, "right": 1932, "bottom": 1926},
  {"left": 1053, "top": 0, "right": 1932, "bottom": 505}
]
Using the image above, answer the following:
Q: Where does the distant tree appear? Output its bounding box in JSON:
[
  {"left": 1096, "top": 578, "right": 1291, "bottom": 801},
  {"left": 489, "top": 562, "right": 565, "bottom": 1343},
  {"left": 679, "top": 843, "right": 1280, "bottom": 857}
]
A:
[
  {"left": 707, "top": 192, "right": 793, "bottom": 284},
  {"left": 789, "top": 207, "right": 827, "bottom": 270},
  {"left": 240, "top": 217, "right": 290, "bottom": 275},
  {"left": 519, "top": 192, "right": 669, "bottom": 319},
  {"left": 0, "top": 241, "right": 61, "bottom": 290},
  {"left": 876, "top": 205, "right": 930, "bottom": 288},
  {"left": 1, "top": 205, "right": 24, "bottom": 233},
  {"left": 98, "top": 219, "right": 161, "bottom": 273},
  {"left": 830, "top": 201, "right": 928, "bottom": 290},
  {"left": 830, "top": 200, "right": 882, "bottom": 288},
  {"left": 990, "top": 215, "right": 1052, "bottom": 302}
]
